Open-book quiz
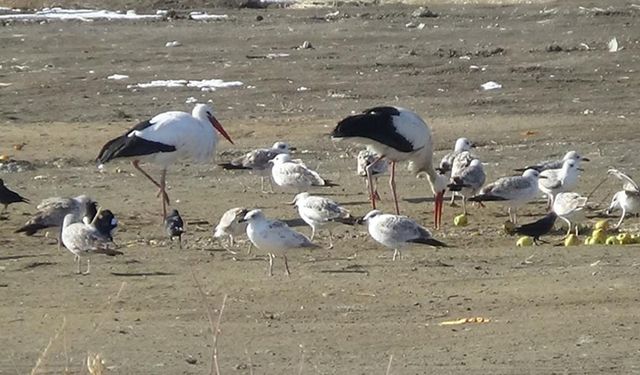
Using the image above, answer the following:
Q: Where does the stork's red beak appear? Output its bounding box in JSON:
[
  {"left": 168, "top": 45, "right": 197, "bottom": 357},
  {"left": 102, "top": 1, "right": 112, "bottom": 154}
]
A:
[
  {"left": 208, "top": 114, "right": 234, "bottom": 144},
  {"left": 434, "top": 191, "right": 444, "bottom": 230}
]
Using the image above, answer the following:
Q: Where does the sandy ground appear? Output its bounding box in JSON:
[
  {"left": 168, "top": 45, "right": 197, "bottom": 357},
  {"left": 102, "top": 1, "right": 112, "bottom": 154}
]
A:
[{"left": 1, "top": 1, "right": 640, "bottom": 374}]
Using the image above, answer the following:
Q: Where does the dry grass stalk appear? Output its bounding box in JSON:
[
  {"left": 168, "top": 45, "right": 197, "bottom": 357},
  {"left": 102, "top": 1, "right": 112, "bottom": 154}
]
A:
[
  {"left": 385, "top": 354, "right": 393, "bottom": 375},
  {"left": 191, "top": 266, "right": 228, "bottom": 375},
  {"left": 30, "top": 316, "right": 66, "bottom": 375},
  {"left": 93, "top": 281, "right": 127, "bottom": 333}
]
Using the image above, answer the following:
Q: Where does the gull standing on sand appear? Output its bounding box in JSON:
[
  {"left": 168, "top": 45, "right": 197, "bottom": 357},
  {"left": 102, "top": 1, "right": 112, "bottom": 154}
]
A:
[
  {"left": 357, "top": 149, "right": 388, "bottom": 201},
  {"left": 360, "top": 210, "right": 447, "bottom": 261},
  {"left": 538, "top": 159, "right": 582, "bottom": 207},
  {"left": 331, "top": 106, "right": 448, "bottom": 228},
  {"left": 291, "top": 192, "right": 355, "bottom": 249},
  {"left": 552, "top": 192, "right": 588, "bottom": 235},
  {"left": 438, "top": 137, "right": 475, "bottom": 176},
  {"left": 606, "top": 169, "right": 640, "bottom": 228},
  {"left": 469, "top": 169, "right": 545, "bottom": 224},
  {"left": 270, "top": 154, "right": 336, "bottom": 193},
  {"left": 447, "top": 154, "right": 486, "bottom": 215},
  {"left": 0, "top": 178, "right": 29, "bottom": 214},
  {"left": 515, "top": 150, "right": 589, "bottom": 172},
  {"left": 61, "top": 213, "right": 122, "bottom": 274},
  {"left": 219, "top": 141, "right": 295, "bottom": 192},
  {"left": 213, "top": 207, "right": 250, "bottom": 253},
  {"left": 97, "top": 103, "right": 234, "bottom": 219},
  {"left": 240, "top": 209, "right": 318, "bottom": 276},
  {"left": 16, "top": 195, "right": 97, "bottom": 250}
]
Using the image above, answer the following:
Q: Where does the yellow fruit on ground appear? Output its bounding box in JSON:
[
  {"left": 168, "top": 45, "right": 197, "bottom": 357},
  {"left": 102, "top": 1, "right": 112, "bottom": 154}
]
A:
[
  {"left": 564, "top": 234, "right": 579, "bottom": 246},
  {"left": 592, "top": 229, "right": 606, "bottom": 242},
  {"left": 516, "top": 236, "right": 534, "bottom": 247},
  {"left": 454, "top": 214, "right": 468, "bottom": 227},
  {"left": 617, "top": 233, "right": 634, "bottom": 245},
  {"left": 584, "top": 236, "right": 592, "bottom": 245},
  {"left": 605, "top": 236, "right": 618, "bottom": 245},
  {"left": 631, "top": 234, "right": 640, "bottom": 244},
  {"left": 594, "top": 220, "right": 610, "bottom": 232}
]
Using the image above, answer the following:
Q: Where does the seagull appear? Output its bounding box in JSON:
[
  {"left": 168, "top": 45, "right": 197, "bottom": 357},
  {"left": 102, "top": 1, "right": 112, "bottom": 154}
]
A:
[
  {"left": 239, "top": 209, "right": 318, "bottom": 276},
  {"left": 331, "top": 106, "right": 447, "bottom": 228},
  {"left": 270, "top": 154, "right": 336, "bottom": 193},
  {"left": 515, "top": 150, "right": 590, "bottom": 172},
  {"left": 291, "top": 192, "right": 355, "bottom": 249},
  {"left": 538, "top": 159, "right": 582, "bottom": 207},
  {"left": 606, "top": 168, "right": 640, "bottom": 228},
  {"left": 16, "top": 195, "right": 97, "bottom": 246},
  {"left": 96, "top": 103, "right": 234, "bottom": 219},
  {"left": 360, "top": 210, "right": 447, "bottom": 261},
  {"left": 61, "top": 213, "right": 123, "bottom": 275},
  {"left": 213, "top": 207, "right": 249, "bottom": 253},
  {"left": 437, "top": 137, "right": 475, "bottom": 176},
  {"left": 468, "top": 169, "right": 545, "bottom": 224},
  {"left": 164, "top": 209, "right": 185, "bottom": 249},
  {"left": 506, "top": 212, "right": 557, "bottom": 245},
  {"left": 357, "top": 149, "right": 388, "bottom": 201},
  {"left": 447, "top": 153, "right": 486, "bottom": 214},
  {"left": 219, "top": 141, "right": 295, "bottom": 192},
  {"left": 0, "top": 178, "right": 29, "bottom": 214},
  {"left": 552, "top": 192, "right": 588, "bottom": 235}
]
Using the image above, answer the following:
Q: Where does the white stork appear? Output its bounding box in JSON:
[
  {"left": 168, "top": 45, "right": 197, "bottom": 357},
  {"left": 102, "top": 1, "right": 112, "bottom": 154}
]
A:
[
  {"left": 97, "top": 103, "right": 233, "bottom": 218},
  {"left": 331, "top": 106, "right": 447, "bottom": 229}
]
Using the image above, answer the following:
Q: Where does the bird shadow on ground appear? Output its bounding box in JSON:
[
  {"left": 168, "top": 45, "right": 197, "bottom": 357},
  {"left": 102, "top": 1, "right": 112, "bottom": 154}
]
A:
[
  {"left": 110, "top": 271, "right": 175, "bottom": 277},
  {"left": 0, "top": 253, "right": 50, "bottom": 261}
]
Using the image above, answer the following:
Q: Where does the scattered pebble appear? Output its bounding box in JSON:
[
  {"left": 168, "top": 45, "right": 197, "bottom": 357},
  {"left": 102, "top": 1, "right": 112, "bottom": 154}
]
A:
[
  {"left": 165, "top": 41, "right": 182, "bottom": 48},
  {"left": 481, "top": 81, "right": 502, "bottom": 90},
  {"left": 411, "top": 7, "right": 438, "bottom": 18}
]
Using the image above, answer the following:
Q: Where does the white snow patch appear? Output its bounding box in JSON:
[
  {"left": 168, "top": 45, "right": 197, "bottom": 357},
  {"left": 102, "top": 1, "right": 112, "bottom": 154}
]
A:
[
  {"left": 189, "top": 12, "right": 229, "bottom": 21},
  {"left": 107, "top": 74, "right": 129, "bottom": 80},
  {"left": 127, "top": 79, "right": 243, "bottom": 91},
  {"left": 0, "top": 7, "right": 163, "bottom": 21},
  {"left": 481, "top": 81, "right": 502, "bottom": 91}
]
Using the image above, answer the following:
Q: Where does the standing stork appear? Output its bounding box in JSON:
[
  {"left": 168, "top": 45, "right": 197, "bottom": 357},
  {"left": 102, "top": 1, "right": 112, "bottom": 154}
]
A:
[
  {"left": 331, "top": 106, "right": 447, "bottom": 229},
  {"left": 97, "top": 103, "right": 233, "bottom": 218}
]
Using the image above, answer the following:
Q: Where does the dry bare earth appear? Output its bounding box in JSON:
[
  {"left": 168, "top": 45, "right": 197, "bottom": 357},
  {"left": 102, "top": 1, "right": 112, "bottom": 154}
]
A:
[{"left": 1, "top": 1, "right": 640, "bottom": 373}]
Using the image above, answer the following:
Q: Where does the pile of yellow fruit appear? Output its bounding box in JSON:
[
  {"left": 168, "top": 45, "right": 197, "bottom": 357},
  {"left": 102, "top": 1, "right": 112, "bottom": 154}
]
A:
[{"left": 582, "top": 220, "right": 640, "bottom": 246}]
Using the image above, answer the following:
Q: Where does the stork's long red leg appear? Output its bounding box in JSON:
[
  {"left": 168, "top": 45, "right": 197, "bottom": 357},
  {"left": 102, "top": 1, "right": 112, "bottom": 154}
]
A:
[
  {"left": 389, "top": 161, "right": 400, "bottom": 215},
  {"left": 365, "top": 155, "right": 385, "bottom": 210},
  {"left": 132, "top": 160, "right": 162, "bottom": 188},
  {"left": 160, "top": 168, "right": 168, "bottom": 219}
]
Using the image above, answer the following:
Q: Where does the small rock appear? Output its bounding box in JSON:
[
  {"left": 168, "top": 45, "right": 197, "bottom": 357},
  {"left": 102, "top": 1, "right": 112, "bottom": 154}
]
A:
[
  {"left": 185, "top": 357, "right": 197, "bottom": 365},
  {"left": 165, "top": 41, "right": 182, "bottom": 48},
  {"left": 256, "top": 15, "right": 263, "bottom": 21},
  {"left": 411, "top": 7, "right": 438, "bottom": 18},
  {"left": 298, "top": 40, "right": 313, "bottom": 49}
]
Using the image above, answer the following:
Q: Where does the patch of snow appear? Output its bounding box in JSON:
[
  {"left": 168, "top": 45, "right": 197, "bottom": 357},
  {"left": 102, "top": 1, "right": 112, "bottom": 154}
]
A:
[
  {"left": 107, "top": 74, "right": 129, "bottom": 80},
  {"left": 127, "top": 79, "right": 243, "bottom": 91},
  {"left": 0, "top": 7, "right": 163, "bottom": 21},
  {"left": 189, "top": 12, "right": 228, "bottom": 21}
]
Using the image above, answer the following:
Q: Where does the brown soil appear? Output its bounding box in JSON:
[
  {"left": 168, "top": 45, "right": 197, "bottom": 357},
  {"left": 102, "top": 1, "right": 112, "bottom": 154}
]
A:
[{"left": 1, "top": 1, "right": 639, "bottom": 373}]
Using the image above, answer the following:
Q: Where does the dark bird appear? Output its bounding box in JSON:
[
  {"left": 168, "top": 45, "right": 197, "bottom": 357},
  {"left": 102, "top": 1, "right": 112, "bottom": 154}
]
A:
[
  {"left": 164, "top": 209, "right": 185, "bottom": 248},
  {"left": 87, "top": 209, "right": 118, "bottom": 241},
  {"left": 331, "top": 106, "right": 447, "bottom": 229},
  {"left": 96, "top": 103, "right": 233, "bottom": 219},
  {"left": 0, "top": 178, "right": 29, "bottom": 213},
  {"left": 506, "top": 212, "right": 557, "bottom": 245}
]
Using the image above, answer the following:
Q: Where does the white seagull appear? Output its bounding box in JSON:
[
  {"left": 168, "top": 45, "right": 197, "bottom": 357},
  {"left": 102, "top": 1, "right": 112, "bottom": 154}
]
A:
[
  {"left": 515, "top": 150, "right": 590, "bottom": 172},
  {"left": 538, "top": 159, "right": 582, "bottom": 208},
  {"left": 447, "top": 154, "right": 486, "bottom": 215},
  {"left": 61, "top": 213, "right": 122, "bottom": 274},
  {"left": 219, "top": 141, "right": 295, "bottom": 192},
  {"left": 270, "top": 154, "right": 336, "bottom": 193},
  {"left": 469, "top": 169, "right": 545, "bottom": 224},
  {"left": 356, "top": 149, "right": 388, "bottom": 201},
  {"left": 606, "top": 169, "right": 640, "bottom": 228},
  {"left": 213, "top": 207, "right": 249, "bottom": 251},
  {"left": 438, "top": 137, "right": 475, "bottom": 176},
  {"left": 360, "top": 210, "right": 447, "bottom": 261},
  {"left": 97, "top": 103, "right": 234, "bottom": 218},
  {"left": 240, "top": 209, "right": 318, "bottom": 276},
  {"left": 552, "top": 192, "right": 588, "bottom": 235},
  {"left": 291, "top": 192, "right": 355, "bottom": 248},
  {"left": 331, "top": 106, "right": 448, "bottom": 228}
]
